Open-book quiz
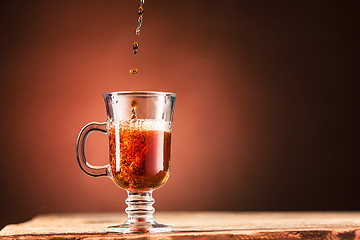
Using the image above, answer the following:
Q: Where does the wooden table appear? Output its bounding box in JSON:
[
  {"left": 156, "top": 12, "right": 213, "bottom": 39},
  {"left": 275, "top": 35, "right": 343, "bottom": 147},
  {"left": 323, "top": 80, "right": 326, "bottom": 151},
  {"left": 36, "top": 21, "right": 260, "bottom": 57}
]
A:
[{"left": 1, "top": 212, "right": 360, "bottom": 239}]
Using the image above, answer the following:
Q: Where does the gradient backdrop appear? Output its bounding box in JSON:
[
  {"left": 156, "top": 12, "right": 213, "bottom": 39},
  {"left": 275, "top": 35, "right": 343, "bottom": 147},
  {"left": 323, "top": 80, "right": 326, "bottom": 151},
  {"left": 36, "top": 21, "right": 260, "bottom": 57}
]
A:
[{"left": 0, "top": 0, "right": 358, "bottom": 229}]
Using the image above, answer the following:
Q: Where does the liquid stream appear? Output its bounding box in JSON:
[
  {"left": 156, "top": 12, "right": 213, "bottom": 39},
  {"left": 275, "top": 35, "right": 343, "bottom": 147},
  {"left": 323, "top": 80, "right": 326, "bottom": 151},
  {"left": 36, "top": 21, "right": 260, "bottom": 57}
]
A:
[{"left": 130, "top": 0, "right": 145, "bottom": 75}]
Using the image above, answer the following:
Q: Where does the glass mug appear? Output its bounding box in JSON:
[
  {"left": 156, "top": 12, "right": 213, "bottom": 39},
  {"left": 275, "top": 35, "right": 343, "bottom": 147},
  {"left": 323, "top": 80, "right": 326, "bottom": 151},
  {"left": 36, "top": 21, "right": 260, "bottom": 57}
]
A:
[{"left": 76, "top": 91, "right": 176, "bottom": 233}]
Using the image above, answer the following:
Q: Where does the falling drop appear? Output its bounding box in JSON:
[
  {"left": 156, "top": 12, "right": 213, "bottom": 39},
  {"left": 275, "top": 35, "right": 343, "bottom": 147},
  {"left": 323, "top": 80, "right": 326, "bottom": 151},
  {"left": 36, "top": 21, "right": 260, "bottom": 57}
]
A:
[
  {"left": 133, "top": 42, "right": 139, "bottom": 55},
  {"left": 138, "top": 6, "right": 144, "bottom": 15},
  {"left": 133, "top": 42, "right": 139, "bottom": 49},
  {"left": 129, "top": 69, "right": 139, "bottom": 74}
]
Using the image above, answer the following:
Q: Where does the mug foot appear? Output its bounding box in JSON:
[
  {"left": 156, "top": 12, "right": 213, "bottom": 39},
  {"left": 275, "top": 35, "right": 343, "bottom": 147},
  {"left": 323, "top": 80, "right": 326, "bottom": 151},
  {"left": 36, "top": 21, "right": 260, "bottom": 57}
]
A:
[{"left": 107, "top": 221, "right": 173, "bottom": 234}]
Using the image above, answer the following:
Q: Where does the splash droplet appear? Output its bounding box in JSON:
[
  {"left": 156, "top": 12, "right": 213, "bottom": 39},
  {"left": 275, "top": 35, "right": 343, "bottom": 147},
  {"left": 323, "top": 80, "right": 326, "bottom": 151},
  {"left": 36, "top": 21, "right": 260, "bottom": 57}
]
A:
[{"left": 131, "top": 99, "right": 138, "bottom": 108}]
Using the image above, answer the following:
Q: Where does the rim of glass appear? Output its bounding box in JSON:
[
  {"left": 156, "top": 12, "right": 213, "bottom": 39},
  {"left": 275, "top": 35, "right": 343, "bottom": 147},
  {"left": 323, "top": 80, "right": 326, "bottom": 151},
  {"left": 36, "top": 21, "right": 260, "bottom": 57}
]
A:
[{"left": 103, "top": 91, "right": 176, "bottom": 98}]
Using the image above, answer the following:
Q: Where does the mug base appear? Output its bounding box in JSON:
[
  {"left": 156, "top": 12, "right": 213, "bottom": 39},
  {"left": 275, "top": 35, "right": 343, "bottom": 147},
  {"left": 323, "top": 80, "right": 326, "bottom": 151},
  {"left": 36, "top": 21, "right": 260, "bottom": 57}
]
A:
[{"left": 107, "top": 221, "right": 173, "bottom": 234}]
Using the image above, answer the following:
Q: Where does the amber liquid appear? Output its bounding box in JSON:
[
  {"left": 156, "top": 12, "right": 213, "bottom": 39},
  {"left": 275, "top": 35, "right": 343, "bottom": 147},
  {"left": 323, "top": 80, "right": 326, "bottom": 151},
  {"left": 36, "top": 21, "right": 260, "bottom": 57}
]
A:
[{"left": 109, "top": 121, "right": 171, "bottom": 191}]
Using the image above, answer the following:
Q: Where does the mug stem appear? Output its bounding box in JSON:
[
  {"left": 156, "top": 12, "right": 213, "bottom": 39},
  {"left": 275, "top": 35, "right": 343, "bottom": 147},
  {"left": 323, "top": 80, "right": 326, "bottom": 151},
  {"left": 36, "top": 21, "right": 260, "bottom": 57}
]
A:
[
  {"left": 107, "top": 190, "right": 173, "bottom": 233},
  {"left": 125, "top": 191, "right": 155, "bottom": 223}
]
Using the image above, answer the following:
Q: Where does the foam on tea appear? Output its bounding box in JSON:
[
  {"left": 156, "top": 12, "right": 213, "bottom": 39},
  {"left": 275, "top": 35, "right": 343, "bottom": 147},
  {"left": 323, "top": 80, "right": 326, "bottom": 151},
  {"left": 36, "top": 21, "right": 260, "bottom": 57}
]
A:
[{"left": 109, "top": 119, "right": 172, "bottom": 191}]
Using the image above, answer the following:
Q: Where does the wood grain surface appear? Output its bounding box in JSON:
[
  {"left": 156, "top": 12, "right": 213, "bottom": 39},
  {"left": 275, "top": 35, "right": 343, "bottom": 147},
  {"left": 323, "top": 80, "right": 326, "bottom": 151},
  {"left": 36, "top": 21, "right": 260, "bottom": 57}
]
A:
[{"left": 1, "top": 212, "right": 360, "bottom": 239}]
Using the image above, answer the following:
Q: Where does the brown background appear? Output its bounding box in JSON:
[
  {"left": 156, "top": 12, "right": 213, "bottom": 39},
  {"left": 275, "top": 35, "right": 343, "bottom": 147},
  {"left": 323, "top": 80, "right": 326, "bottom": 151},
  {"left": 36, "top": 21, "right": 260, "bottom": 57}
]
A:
[{"left": 0, "top": 0, "right": 358, "bottom": 229}]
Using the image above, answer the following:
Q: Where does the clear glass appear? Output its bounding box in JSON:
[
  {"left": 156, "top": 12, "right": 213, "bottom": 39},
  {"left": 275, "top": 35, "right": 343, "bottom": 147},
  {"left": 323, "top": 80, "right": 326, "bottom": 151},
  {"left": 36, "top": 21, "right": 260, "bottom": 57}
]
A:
[{"left": 76, "top": 91, "right": 176, "bottom": 233}]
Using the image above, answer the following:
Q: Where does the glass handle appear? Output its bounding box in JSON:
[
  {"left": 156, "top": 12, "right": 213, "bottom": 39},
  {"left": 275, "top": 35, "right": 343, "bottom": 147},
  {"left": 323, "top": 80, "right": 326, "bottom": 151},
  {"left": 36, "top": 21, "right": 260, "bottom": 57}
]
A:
[{"left": 76, "top": 122, "right": 109, "bottom": 177}]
